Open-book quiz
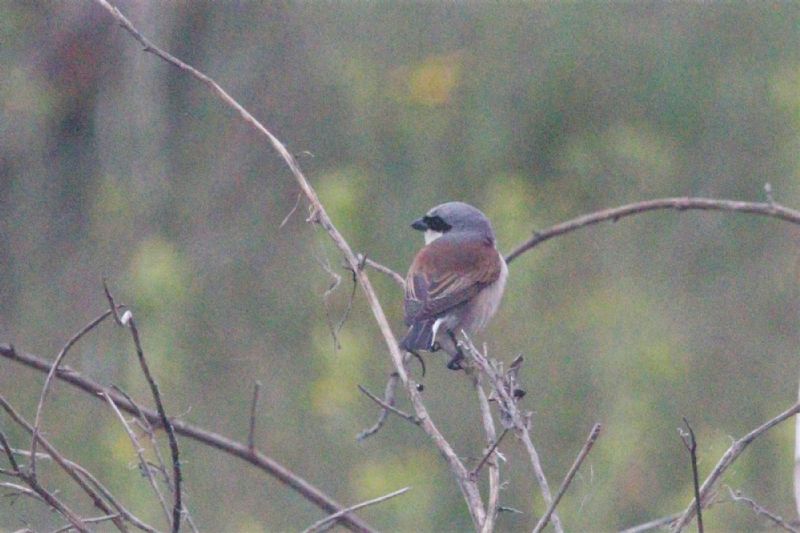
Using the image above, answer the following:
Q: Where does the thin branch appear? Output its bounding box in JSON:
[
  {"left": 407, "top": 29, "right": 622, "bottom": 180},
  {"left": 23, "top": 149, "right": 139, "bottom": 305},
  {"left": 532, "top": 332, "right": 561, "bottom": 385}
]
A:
[
  {"left": 533, "top": 423, "right": 602, "bottom": 533},
  {"left": 30, "top": 310, "right": 113, "bottom": 477},
  {"left": 0, "top": 431, "right": 90, "bottom": 532},
  {"left": 103, "top": 283, "right": 183, "bottom": 533},
  {"left": 0, "top": 343, "right": 376, "bottom": 533},
  {"left": 472, "top": 373, "right": 502, "bottom": 533},
  {"left": 795, "top": 377, "right": 800, "bottom": 519},
  {"left": 248, "top": 380, "right": 262, "bottom": 451},
  {"left": 360, "top": 256, "right": 405, "bottom": 288},
  {"left": 678, "top": 418, "right": 703, "bottom": 533},
  {"left": 7, "top": 448, "right": 154, "bottom": 533},
  {"left": 505, "top": 197, "right": 800, "bottom": 264},
  {"left": 52, "top": 514, "right": 124, "bottom": 533},
  {"left": 280, "top": 192, "right": 303, "bottom": 228},
  {"left": 0, "top": 430, "right": 20, "bottom": 472},
  {"left": 67, "top": 460, "right": 158, "bottom": 533},
  {"left": 471, "top": 429, "right": 508, "bottom": 480},
  {"left": 463, "top": 338, "right": 563, "bottom": 532},
  {"left": 89, "top": 2, "right": 486, "bottom": 525},
  {"left": 301, "top": 487, "right": 411, "bottom": 533},
  {"left": 102, "top": 392, "right": 172, "bottom": 527},
  {"left": 725, "top": 486, "right": 799, "bottom": 533},
  {"left": 356, "top": 373, "right": 400, "bottom": 442},
  {"left": 357, "top": 383, "right": 420, "bottom": 428},
  {"left": 671, "top": 401, "right": 800, "bottom": 531},
  {"left": 115, "top": 388, "right": 200, "bottom": 533},
  {"left": 1, "top": 395, "right": 151, "bottom": 532},
  {"left": 112, "top": 385, "right": 173, "bottom": 490},
  {"left": 620, "top": 513, "right": 682, "bottom": 533},
  {"left": 1, "top": 481, "right": 47, "bottom": 504}
]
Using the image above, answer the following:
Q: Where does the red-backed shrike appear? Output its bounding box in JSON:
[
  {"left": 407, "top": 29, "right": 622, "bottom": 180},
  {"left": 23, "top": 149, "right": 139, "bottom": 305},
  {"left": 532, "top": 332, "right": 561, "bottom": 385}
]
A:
[{"left": 400, "top": 202, "right": 508, "bottom": 371}]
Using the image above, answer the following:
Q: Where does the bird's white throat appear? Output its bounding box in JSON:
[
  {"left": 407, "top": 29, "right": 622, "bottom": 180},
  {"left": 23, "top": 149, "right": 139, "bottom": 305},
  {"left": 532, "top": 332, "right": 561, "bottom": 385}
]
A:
[{"left": 424, "top": 229, "right": 443, "bottom": 244}]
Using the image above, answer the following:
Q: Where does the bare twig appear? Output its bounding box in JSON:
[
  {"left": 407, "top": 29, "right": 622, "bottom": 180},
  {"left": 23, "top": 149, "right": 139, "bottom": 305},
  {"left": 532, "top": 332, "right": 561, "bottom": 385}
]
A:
[
  {"left": 671, "top": 401, "right": 800, "bottom": 530},
  {"left": 301, "top": 487, "right": 411, "bottom": 533},
  {"left": 0, "top": 431, "right": 20, "bottom": 473},
  {"left": 463, "top": 338, "right": 562, "bottom": 532},
  {"left": 88, "top": 2, "right": 486, "bottom": 525},
  {"left": 0, "top": 343, "right": 376, "bottom": 533},
  {"left": 472, "top": 373, "right": 502, "bottom": 533},
  {"left": 360, "top": 256, "right": 405, "bottom": 288},
  {"left": 7, "top": 448, "right": 155, "bottom": 533},
  {"left": 103, "top": 283, "right": 183, "bottom": 533},
  {"left": 1, "top": 481, "right": 48, "bottom": 506},
  {"left": 112, "top": 385, "right": 173, "bottom": 490},
  {"left": 30, "top": 310, "right": 113, "bottom": 477},
  {"left": 356, "top": 373, "right": 401, "bottom": 442},
  {"left": 357, "top": 384, "right": 420, "bottom": 428},
  {"left": 678, "top": 418, "right": 703, "bottom": 533},
  {"left": 52, "top": 514, "right": 125, "bottom": 533},
  {"left": 505, "top": 197, "right": 800, "bottom": 264},
  {"left": 316, "top": 251, "right": 345, "bottom": 350},
  {"left": 0, "top": 431, "right": 90, "bottom": 532},
  {"left": 103, "top": 392, "right": 173, "bottom": 527},
  {"left": 471, "top": 429, "right": 508, "bottom": 480},
  {"left": 248, "top": 380, "right": 262, "bottom": 451},
  {"left": 280, "top": 192, "right": 303, "bottom": 228},
  {"left": 1, "top": 395, "right": 153, "bottom": 532},
  {"left": 725, "top": 486, "right": 799, "bottom": 532},
  {"left": 67, "top": 460, "right": 158, "bottom": 533},
  {"left": 795, "top": 377, "right": 800, "bottom": 519},
  {"left": 620, "top": 513, "right": 682, "bottom": 533},
  {"left": 533, "top": 423, "right": 602, "bottom": 533}
]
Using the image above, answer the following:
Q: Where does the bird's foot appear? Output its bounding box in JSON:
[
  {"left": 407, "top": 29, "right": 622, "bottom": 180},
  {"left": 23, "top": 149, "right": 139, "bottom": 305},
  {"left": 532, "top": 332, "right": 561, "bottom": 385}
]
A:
[{"left": 446, "top": 352, "right": 465, "bottom": 371}]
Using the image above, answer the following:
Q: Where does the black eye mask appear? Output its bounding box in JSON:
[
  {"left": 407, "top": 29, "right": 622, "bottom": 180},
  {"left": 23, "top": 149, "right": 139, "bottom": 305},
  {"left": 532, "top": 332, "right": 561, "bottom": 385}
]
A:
[{"left": 423, "top": 215, "right": 452, "bottom": 232}]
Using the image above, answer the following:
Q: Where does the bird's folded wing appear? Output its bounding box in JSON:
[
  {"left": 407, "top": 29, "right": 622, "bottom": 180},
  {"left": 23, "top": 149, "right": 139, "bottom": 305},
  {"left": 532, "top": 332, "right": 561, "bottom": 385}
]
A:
[{"left": 404, "top": 238, "right": 501, "bottom": 325}]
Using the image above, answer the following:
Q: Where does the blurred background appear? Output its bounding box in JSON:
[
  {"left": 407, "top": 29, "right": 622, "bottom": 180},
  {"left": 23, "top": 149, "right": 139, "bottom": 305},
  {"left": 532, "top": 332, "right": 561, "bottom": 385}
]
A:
[{"left": 2, "top": 1, "right": 800, "bottom": 531}]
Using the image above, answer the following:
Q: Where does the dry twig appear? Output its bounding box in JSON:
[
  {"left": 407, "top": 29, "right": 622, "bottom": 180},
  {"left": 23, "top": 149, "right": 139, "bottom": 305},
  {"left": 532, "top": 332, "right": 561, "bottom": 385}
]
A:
[
  {"left": 0, "top": 431, "right": 90, "bottom": 532},
  {"left": 678, "top": 418, "right": 703, "bottom": 533},
  {"left": 103, "top": 283, "right": 184, "bottom": 533},
  {"left": 620, "top": 513, "right": 682, "bottom": 533},
  {"left": 103, "top": 392, "right": 173, "bottom": 527},
  {"left": 248, "top": 380, "right": 262, "bottom": 451},
  {"left": 1, "top": 395, "right": 154, "bottom": 532},
  {"left": 533, "top": 423, "right": 602, "bottom": 533},
  {"left": 301, "top": 487, "right": 411, "bottom": 533},
  {"left": 725, "top": 486, "right": 799, "bottom": 533},
  {"left": 30, "top": 310, "right": 113, "bottom": 476},
  {"left": 506, "top": 197, "right": 800, "bottom": 264},
  {"left": 357, "top": 383, "right": 420, "bottom": 428},
  {"left": 671, "top": 401, "right": 800, "bottom": 530},
  {"left": 471, "top": 372, "right": 502, "bottom": 533},
  {"left": 360, "top": 256, "right": 405, "bottom": 288},
  {"left": 0, "top": 343, "right": 375, "bottom": 533},
  {"left": 463, "top": 339, "right": 563, "bottom": 532}
]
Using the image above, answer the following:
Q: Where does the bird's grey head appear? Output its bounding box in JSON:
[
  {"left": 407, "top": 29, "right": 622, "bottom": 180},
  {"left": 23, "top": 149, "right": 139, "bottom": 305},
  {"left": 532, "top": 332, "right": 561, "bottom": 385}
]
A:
[{"left": 411, "top": 201, "right": 496, "bottom": 245}]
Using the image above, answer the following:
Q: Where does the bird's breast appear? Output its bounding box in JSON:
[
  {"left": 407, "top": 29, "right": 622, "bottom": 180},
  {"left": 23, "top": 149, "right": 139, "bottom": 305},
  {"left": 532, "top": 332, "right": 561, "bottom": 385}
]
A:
[{"left": 464, "top": 254, "right": 508, "bottom": 332}]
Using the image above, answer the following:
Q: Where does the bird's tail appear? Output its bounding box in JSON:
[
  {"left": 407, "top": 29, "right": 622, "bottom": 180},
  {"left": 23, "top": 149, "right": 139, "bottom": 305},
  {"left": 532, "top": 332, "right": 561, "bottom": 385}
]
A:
[{"left": 400, "top": 320, "right": 435, "bottom": 352}]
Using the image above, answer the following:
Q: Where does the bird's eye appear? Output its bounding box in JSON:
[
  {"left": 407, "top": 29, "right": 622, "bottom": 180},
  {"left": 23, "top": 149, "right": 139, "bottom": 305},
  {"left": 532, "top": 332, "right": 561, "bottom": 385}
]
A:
[{"left": 423, "top": 216, "right": 451, "bottom": 232}]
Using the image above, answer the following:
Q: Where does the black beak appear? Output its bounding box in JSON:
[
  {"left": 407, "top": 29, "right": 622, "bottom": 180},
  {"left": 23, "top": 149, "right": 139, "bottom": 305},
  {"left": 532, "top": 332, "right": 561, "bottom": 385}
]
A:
[{"left": 411, "top": 218, "right": 427, "bottom": 231}]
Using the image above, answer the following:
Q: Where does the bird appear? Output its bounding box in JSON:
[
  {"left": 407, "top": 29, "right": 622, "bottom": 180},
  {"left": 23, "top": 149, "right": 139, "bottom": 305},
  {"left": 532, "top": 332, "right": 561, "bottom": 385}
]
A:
[{"left": 400, "top": 201, "right": 508, "bottom": 371}]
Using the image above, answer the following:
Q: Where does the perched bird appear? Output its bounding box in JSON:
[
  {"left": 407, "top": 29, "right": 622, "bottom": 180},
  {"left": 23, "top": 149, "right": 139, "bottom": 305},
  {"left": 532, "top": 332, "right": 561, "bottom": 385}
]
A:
[{"left": 400, "top": 202, "right": 508, "bottom": 371}]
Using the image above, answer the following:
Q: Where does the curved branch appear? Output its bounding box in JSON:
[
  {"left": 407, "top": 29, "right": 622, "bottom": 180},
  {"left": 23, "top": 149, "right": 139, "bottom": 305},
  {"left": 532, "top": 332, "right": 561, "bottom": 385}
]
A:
[
  {"left": 505, "top": 197, "right": 800, "bottom": 264},
  {"left": 30, "top": 310, "right": 113, "bottom": 476},
  {"left": 0, "top": 344, "right": 375, "bottom": 533},
  {"left": 671, "top": 400, "right": 800, "bottom": 531},
  {"left": 89, "top": 1, "right": 486, "bottom": 526}
]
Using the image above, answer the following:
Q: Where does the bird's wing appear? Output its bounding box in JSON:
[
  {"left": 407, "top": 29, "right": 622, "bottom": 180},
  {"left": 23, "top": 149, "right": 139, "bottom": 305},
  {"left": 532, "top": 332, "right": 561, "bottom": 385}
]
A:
[{"left": 404, "top": 237, "right": 502, "bottom": 325}]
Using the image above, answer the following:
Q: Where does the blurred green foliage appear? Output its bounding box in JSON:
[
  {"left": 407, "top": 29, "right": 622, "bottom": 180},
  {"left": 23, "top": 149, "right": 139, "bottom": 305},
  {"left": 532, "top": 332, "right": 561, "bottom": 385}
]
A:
[{"left": 1, "top": 2, "right": 800, "bottom": 531}]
